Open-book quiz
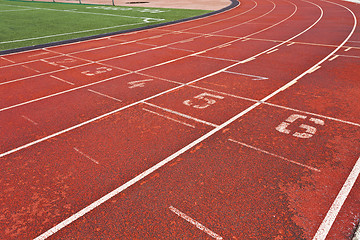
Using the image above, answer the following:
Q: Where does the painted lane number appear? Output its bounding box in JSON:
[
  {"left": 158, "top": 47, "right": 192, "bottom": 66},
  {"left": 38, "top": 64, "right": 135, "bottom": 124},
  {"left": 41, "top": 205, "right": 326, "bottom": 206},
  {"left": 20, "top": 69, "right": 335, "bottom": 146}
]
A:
[
  {"left": 276, "top": 114, "right": 324, "bottom": 139},
  {"left": 128, "top": 79, "right": 153, "bottom": 89},
  {"left": 183, "top": 92, "right": 224, "bottom": 109},
  {"left": 81, "top": 67, "right": 112, "bottom": 76}
]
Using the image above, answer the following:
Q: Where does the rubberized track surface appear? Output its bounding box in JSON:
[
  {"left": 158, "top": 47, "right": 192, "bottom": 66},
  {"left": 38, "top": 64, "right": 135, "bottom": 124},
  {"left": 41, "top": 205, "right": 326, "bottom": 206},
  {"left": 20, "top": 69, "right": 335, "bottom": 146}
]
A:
[{"left": 0, "top": 0, "right": 360, "bottom": 239}]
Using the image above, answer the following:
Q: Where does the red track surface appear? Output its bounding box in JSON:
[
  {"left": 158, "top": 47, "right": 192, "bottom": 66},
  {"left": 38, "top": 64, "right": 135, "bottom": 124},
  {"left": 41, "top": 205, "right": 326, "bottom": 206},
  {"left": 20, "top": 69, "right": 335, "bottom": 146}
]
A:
[{"left": 1, "top": 0, "right": 359, "bottom": 239}]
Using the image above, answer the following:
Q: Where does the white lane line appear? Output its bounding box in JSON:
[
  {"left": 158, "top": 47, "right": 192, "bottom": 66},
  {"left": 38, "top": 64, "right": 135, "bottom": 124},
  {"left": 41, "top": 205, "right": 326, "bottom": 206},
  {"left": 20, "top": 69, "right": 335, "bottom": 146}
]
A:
[
  {"left": 240, "top": 57, "right": 256, "bottom": 63},
  {"left": 306, "top": 65, "right": 322, "bottom": 74},
  {"left": 0, "top": 3, "right": 164, "bottom": 20},
  {"left": 169, "top": 206, "right": 223, "bottom": 240},
  {"left": 21, "top": 115, "right": 38, "bottom": 125},
  {"left": 264, "top": 102, "right": 360, "bottom": 128},
  {"left": 228, "top": 138, "right": 320, "bottom": 172},
  {"left": 140, "top": 72, "right": 360, "bottom": 128},
  {"left": 31, "top": 4, "right": 354, "bottom": 233},
  {"left": 287, "top": 42, "right": 295, "bottom": 46},
  {"left": 344, "top": 47, "right": 352, "bottom": 52},
  {"left": 87, "top": 89, "right": 123, "bottom": 102},
  {"left": 144, "top": 102, "right": 219, "bottom": 128},
  {"left": 212, "top": 0, "right": 277, "bottom": 35},
  {"left": 167, "top": 47, "right": 195, "bottom": 52},
  {"left": 266, "top": 48, "right": 279, "bottom": 54},
  {"left": 0, "top": 72, "right": 131, "bottom": 113},
  {"left": 73, "top": 147, "right": 99, "bottom": 165},
  {"left": 0, "top": 0, "right": 327, "bottom": 158},
  {"left": 313, "top": 156, "right": 360, "bottom": 240},
  {"left": 142, "top": 108, "right": 195, "bottom": 128},
  {"left": 21, "top": 64, "right": 40, "bottom": 73},
  {"left": 0, "top": 56, "right": 15, "bottom": 63},
  {"left": 337, "top": 54, "right": 360, "bottom": 59},
  {"left": 328, "top": 55, "right": 339, "bottom": 61},
  {"left": 0, "top": 62, "right": 92, "bottom": 86},
  {"left": 223, "top": 70, "right": 268, "bottom": 80},
  {"left": 50, "top": 75, "right": 75, "bottom": 85}
]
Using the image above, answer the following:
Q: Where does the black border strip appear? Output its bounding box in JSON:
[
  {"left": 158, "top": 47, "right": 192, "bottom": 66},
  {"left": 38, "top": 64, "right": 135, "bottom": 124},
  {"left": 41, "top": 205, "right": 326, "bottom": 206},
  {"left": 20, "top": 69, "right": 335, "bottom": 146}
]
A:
[{"left": 0, "top": 0, "right": 238, "bottom": 56}]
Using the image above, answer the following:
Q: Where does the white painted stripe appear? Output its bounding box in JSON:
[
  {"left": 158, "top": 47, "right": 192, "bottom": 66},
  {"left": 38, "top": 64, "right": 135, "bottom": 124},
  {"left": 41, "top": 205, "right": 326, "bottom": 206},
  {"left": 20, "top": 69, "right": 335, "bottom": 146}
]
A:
[
  {"left": 142, "top": 108, "right": 195, "bottom": 128},
  {"left": 144, "top": 102, "right": 219, "bottom": 128},
  {"left": 21, "top": 64, "right": 40, "bottom": 73},
  {"left": 266, "top": 48, "right": 279, "bottom": 54},
  {"left": 264, "top": 102, "right": 360, "bottom": 128},
  {"left": 224, "top": 70, "right": 268, "bottom": 80},
  {"left": 169, "top": 206, "right": 223, "bottom": 240},
  {"left": 287, "top": 42, "right": 295, "bottom": 46},
  {"left": 240, "top": 57, "right": 256, "bottom": 63},
  {"left": 344, "top": 47, "right": 352, "bottom": 52},
  {"left": 1, "top": 56, "right": 15, "bottom": 63},
  {"left": 88, "top": 89, "right": 123, "bottom": 103},
  {"left": 73, "top": 147, "right": 99, "bottom": 164},
  {"left": 328, "top": 55, "right": 339, "bottom": 61},
  {"left": 228, "top": 138, "right": 320, "bottom": 172},
  {"left": 21, "top": 115, "right": 38, "bottom": 125},
  {"left": 197, "top": 55, "right": 238, "bottom": 62},
  {"left": 0, "top": 22, "right": 146, "bottom": 44},
  {"left": 313, "top": 156, "right": 360, "bottom": 240},
  {"left": 50, "top": 75, "right": 75, "bottom": 85},
  {"left": 307, "top": 65, "right": 322, "bottom": 74}
]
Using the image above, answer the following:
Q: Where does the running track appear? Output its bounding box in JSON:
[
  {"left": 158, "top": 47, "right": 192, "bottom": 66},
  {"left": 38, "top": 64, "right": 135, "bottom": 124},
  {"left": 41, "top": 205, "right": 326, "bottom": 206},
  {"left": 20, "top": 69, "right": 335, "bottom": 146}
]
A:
[{"left": 0, "top": 0, "right": 360, "bottom": 239}]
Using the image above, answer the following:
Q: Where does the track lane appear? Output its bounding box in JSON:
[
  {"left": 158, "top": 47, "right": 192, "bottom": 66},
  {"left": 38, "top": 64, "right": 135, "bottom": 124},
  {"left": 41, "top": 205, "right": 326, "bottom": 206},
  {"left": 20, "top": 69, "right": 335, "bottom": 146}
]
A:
[{"left": 0, "top": 0, "right": 359, "bottom": 239}]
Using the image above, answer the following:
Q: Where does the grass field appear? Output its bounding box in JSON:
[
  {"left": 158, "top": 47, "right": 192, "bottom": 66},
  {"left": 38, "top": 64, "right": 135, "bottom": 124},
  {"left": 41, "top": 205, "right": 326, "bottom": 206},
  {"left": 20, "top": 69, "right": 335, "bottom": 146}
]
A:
[{"left": 0, "top": 0, "right": 211, "bottom": 51}]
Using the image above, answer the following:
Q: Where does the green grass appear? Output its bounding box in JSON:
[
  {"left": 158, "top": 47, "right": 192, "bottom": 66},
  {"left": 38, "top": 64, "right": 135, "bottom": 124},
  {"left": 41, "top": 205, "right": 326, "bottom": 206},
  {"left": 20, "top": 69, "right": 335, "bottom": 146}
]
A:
[{"left": 0, "top": 0, "right": 211, "bottom": 51}]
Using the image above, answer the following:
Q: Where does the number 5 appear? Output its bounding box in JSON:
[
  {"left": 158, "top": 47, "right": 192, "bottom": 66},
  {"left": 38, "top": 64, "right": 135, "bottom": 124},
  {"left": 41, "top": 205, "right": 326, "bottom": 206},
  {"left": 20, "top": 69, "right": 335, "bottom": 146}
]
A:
[{"left": 183, "top": 93, "right": 224, "bottom": 109}]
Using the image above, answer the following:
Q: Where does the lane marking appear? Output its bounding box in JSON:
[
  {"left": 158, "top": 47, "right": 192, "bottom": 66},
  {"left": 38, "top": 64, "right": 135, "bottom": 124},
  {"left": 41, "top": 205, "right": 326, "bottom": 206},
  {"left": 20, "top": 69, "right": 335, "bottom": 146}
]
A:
[
  {"left": 328, "top": 55, "right": 339, "bottom": 61},
  {"left": 337, "top": 54, "right": 360, "bottom": 59},
  {"left": 144, "top": 102, "right": 219, "bottom": 128},
  {"left": 21, "top": 64, "right": 40, "bottom": 73},
  {"left": 313, "top": 156, "right": 360, "bottom": 240},
  {"left": 223, "top": 70, "right": 268, "bottom": 80},
  {"left": 264, "top": 102, "right": 360, "bottom": 128},
  {"left": 50, "top": 75, "right": 75, "bottom": 85},
  {"left": 196, "top": 54, "right": 239, "bottom": 62},
  {"left": 87, "top": 89, "right": 123, "bottom": 102},
  {"left": 211, "top": 0, "right": 277, "bottom": 35},
  {"left": 1, "top": 0, "right": 327, "bottom": 158},
  {"left": 240, "top": 57, "right": 256, "bottom": 63},
  {"left": 306, "top": 65, "right": 321, "bottom": 74},
  {"left": 29, "top": 52, "right": 51, "bottom": 58},
  {"left": 0, "top": 56, "right": 15, "bottom": 63},
  {"left": 142, "top": 108, "right": 195, "bottom": 128},
  {"left": 21, "top": 115, "right": 38, "bottom": 125},
  {"left": 287, "top": 42, "right": 295, "bottom": 46},
  {"left": 228, "top": 138, "right": 320, "bottom": 172},
  {"left": 169, "top": 205, "right": 223, "bottom": 240},
  {"left": 0, "top": 8, "right": 36, "bottom": 12},
  {"left": 266, "top": 48, "right": 279, "bottom": 54},
  {"left": 73, "top": 147, "right": 99, "bottom": 165},
  {"left": 140, "top": 71, "right": 360, "bottom": 128},
  {"left": 32, "top": 1, "right": 356, "bottom": 234},
  {"left": 344, "top": 47, "right": 352, "bottom": 52}
]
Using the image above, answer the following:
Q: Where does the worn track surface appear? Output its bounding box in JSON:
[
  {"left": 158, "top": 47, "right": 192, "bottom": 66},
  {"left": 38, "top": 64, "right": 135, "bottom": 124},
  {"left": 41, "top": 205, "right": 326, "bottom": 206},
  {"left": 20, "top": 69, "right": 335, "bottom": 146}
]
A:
[{"left": 0, "top": 0, "right": 359, "bottom": 239}]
